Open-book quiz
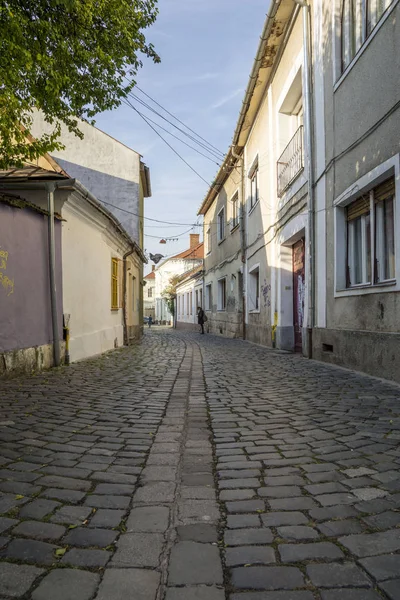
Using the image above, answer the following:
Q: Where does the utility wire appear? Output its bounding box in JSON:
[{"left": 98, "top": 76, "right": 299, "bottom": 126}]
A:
[
  {"left": 100, "top": 199, "right": 198, "bottom": 225},
  {"left": 132, "top": 106, "right": 221, "bottom": 166},
  {"left": 135, "top": 85, "right": 224, "bottom": 156},
  {"left": 128, "top": 92, "right": 224, "bottom": 160},
  {"left": 124, "top": 98, "right": 212, "bottom": 187}
]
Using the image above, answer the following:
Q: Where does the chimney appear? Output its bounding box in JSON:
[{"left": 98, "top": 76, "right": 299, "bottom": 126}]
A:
[
  {"left": 152, "top": 265, "right": 155, "bottom": 272},
  {"left": 190, "top": 233, "right": 200, "bottom": 249}
]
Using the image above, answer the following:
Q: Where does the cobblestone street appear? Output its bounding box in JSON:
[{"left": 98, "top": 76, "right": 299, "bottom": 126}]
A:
[{"left": 1, "top": 329, "right": 400, "bottom": 600}]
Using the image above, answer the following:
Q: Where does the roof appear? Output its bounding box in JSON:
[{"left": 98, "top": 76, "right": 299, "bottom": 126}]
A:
[
  {"left": 197, "top": 0, "right": 294, "bottom": 216},
  {"left": 0, "top": 193, "right": 63, "bottom": 220},
  {"left": 144, "top": 271, "right": 155, "bottom": 280},
  {"left": 170, "top": 242, "right": 204, "bottom": 260},
  {"left": 175, "top": 265, "right": 204, "bottom": 289}
]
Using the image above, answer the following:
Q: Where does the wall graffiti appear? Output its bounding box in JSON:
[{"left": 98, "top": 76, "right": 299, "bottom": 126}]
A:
[
  {"left": 0, "top": 248, "right": 14, "bottom": 297},
  {"left": 261, "top": 280, "right": 271, "bottom": 308}
]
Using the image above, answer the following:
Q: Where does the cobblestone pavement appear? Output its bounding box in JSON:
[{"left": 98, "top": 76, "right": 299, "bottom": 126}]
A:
[{"left": 0, "top": 330, "right": 400, "bottom": 600}]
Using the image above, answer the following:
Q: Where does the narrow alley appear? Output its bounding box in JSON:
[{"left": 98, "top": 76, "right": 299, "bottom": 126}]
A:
[{"left": 1, "top": 330, "right": 400, "bottom": 600}]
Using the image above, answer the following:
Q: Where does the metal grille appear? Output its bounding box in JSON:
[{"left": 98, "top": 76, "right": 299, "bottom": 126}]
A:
[{"left": 277, "top": 126, "right": 304, "bottom": 197}]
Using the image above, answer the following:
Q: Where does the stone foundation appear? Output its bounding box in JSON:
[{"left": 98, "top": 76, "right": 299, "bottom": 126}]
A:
[{"left": 0, "top": 342, "right": 65, "bottom": 377}]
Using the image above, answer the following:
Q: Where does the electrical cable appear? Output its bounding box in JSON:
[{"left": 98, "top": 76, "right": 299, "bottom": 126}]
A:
[
  {"left": 124, "top": 98, "right": 212, "bottom": 187},
  {"left": 135, "top": 85, "right": 224, "bottom": 156}
]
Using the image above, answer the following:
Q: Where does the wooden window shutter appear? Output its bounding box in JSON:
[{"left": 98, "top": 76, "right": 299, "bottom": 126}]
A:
[
  {"left": 346, "top": 195, "right": 370, "bottom": 221},
  {"left": 373, "top": 177, "right": 395, "bottom": 204},
  {"left": 118, "top": 259, "right": 123, "bottom": 308}
]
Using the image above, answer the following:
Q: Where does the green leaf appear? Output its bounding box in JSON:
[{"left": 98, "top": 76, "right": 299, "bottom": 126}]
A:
[
  {"left": 55, "top": 548, "right": 67, "bottom": 557},
  {"left": 68, "top": 524, "right": 78, "bottom": 529},
  {"left": 15, "top": 495, "right": 24, "bottom": 500}
]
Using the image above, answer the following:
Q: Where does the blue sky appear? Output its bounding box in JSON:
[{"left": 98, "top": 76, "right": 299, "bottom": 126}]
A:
[{"left": 95, "top": 0, "right": 270, "bottom": 272}]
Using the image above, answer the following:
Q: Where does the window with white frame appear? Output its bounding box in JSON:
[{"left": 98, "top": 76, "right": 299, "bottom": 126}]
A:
[
  {"left": 341, "top": 0, "right": 395, "bottom": 72},
  {"left": 217, "top": 206, "right": 225, "bottom": 243},
  {"left": 205, "top": 283, "right": 212, "bottom": 311},
  {"left": 249, "top": 164, "right": 259, "bottom": 211},
  {"left": 217, "top": 278, "right": 226, "bottom": 311},
  {"left": 190, "top": 291, "right": 193, "bottom": 315},
  {"left": 231, "top": 192, "right": 239, "bottom": 230},
  {"left": 248, "top": 265, "right": 260, "bottom": 311},
  {"left": 206, "top": 227, "right": 212, "bottom": 254},
  {"left": 148, "top": 286, "right": 153, "bottom": 298},
  {"left": 186, "top": 292, "right": 190, "bottom": 315},
  {"left": 346, "top": 177, "right": 395, "bottom": 287}
]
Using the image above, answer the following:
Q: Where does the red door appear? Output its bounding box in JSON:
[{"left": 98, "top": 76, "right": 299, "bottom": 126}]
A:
[{"left": 293, "top": 239, "right": 305, "bottom": 352}]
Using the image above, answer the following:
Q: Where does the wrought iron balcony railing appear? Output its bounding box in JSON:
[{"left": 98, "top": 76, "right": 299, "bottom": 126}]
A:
[{"left": 277, "top": 125, "right": 304, "bottom": 197}]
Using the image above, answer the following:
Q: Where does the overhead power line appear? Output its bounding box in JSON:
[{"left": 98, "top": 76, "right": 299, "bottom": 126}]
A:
[
  {"left": 100, "top": 198, "right": 199, "bottom": 226},
  {"left": 124, "top": 98, "right": 212, "bottom": 187},
  {"left": 135, "top": 85, "right": 224, "bottom": 156},
  {"left": 128, "top": 92, "right": 224, "bottom": 160},
  {"left": 133, "top": 107, "right": 221, "bottom": 166}
]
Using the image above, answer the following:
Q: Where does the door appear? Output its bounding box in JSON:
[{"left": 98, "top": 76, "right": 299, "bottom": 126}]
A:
[{"left": 293, "top": 238, "right": 305, "bottom": 352}]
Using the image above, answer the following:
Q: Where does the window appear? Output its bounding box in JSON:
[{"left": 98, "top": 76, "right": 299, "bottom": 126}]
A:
[
  {"left": 111, "top": 258, "right": 119, "bottom": 309},
  {"left": 217, "top": 207, "right": 225, "bottom": 243},
  {"left": 249, "top": 266, "right": 260, "bottom": 312},
  {"left": 217, "top": 278, "right": 226, "bottom": 311},
  {"left": 207, "top": 227, "right": 212, "bottom": 254},
  {"left": 231, "top": 192, "right": 239, "bottom": 230},
  {"left": 346, "top": 177, "right": 396, "bottom": 287},
  {"left": 341, "top": 0, "right": 395, "bottom": 71},
  {"left": 148, "top": 286, "right": 153, "bottom": 298},
  {"left": 249, "top": 167, "right": 259, "bottom": 211},
  {"left": 132, "top": 276, "right": 136, "bottom": 312},
  {"left": 190, "top": 291, "right": 193, "bottom": 315},
  {"left": 205, "top": 283, "right": 212, "bottom": 311},
  {"left": 187, "top": 293, "right": 190, "bottom": 316},
  {"left": 195, "top": 290, "right": 198, "bottom": 309}
]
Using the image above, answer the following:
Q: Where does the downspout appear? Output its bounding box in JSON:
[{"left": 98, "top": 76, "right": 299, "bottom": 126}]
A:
[
  {"left": 123, "top": 246, "right": 135, "bottom": 346},
  {"left": 295, "top": 0, "right": 315, "bottom": 358},
  {"left": 231, "top": 146, "right": 247, "bottom": 340},
  {"left": 46, "top": 183, "right": 60, "bottom": 367}
]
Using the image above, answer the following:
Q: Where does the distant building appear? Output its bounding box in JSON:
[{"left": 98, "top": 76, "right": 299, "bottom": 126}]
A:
[
  {"left": 154, "top": 234, "right": 204, "bottom": 324},
  {"left": 175, "top": 266, "right": 204, "bottom": 331},
  {"left": 144, "top": 266, "right": 156, "bottom": 320}
]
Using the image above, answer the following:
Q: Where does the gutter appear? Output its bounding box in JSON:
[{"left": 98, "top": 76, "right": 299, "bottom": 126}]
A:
[{"left": 232, "top": 0, "right": 280, "bottom": 147}]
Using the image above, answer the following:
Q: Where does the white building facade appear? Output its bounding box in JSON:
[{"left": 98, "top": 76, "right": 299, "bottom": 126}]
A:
[{"left": 175, "top": 267, "right": 204, "bottom": 331}]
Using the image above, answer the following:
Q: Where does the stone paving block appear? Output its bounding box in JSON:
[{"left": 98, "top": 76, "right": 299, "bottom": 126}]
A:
[
  {"left": 226, "top": 500, "right": 265, "bottom": 513},
  {"left": 315, "top": 492, "right": 356, "bottom": 506},
  {"left": 64, "top": 527, "right": 117, "bottom": 548},
  {"left": 229, "top": 593, "right": 314, "bottom": 600},
  {"left": 258, "top": 486, "right": 302, "bottom": 498},
  {"left": 89, "top": 508, "right": 125, "bottom": 528},
  {"left": 141, "top": 466, "right": 177, "bottom": 481},
  {"left": 317, "top": 519, "right": 364, "bottom": 536},
  {"left": 19, "top": 499, "right": 60, "bottom": 520},
  {"left": 35, "top": 475, "right": 90, "bottom": 491},
  {"left": 41, "top": 488, "right": 86, "bottom": 503},
  {"left": 134, "top": 482, "right": 176, "bottom": 502},
  {"left": 0, "top": 562, "right": 44, "bottom": 597},
  {"left": 219, "top": 478, "right": 260, "bottom": 489},
  {"left": 0, "top": 517, "right": 17, "bottom": 534},
  {"left": 227, "top": 514, "right": 260, "bottom": 529},
  {"left": 127, "top": 506, "right": 169, "bottom": 533},
  {"left": 352, "top": 487, "right": 388, "bottom": 500},
  {"left": 1, "top": 538, "right": 58, "bottom": 565},
  {"left": 84, "top": 494, "right": 130, "bottom": 509},
  {"left": 225, "top": 527, "right": 273, "bottom": 546},
  {"left": 360, "top": 554, "right": 400, "bottom": 580},
  {"left": 169, "top": 542, "right": 223, "bottom": 585},
  {"left": 181, "top": 486, "right": 216, "bottom": 500},
  {"left": 225, "top": 545, "right": 276, "bottom": 566},
  {"left": 176, "top": 524, "right": 218, "bottom": 542},
  {"left": 231, "top": 566, "right": 304, "bottom": 590},
  {"left": 304, "top": 482, "right": 347, "bottom": 495},
  {"left": 178, "top": 499, "right": 220, "bottom": 523},
  {"left": 220, "top": 489, "right": 256, "bottom": 501},
  {"left": 279, "top": 541, "right": 344, "bottom": 562},
  {"left": 309, "top": 506, "right": 359, "bottom": 522},
  {"left": 51, "top": 505, "right": 93, "bottom": 525},
  {"left": 166, "top": 586, "right": 225, "bottom": 600},
  {"left": 276, "top": 526, "right": 320, "bottom": 540},
  {"left": 261, "top": 512, "right": 308, "bottom": 527},
  {"left": 91, "top": 471, "right": 138, "bottom": 484},
  {"left": 319, "top": 591, "right": 382, "bottom": 600},
  {"left": 61, "top": 548, "right": 111, "bottom": 567},
  {"left": 219, "top": 469, "right": 261, "bottom": 479},
  {"left": 32, "top": 568, "right": 99, "bottom": 600},
  {"left": 379, "top": 579, "right": 400, "bottom": 600},
  {"left": 269, "top": 497, "right": 318, "bottom": 511},
  {"left": 339, "top": 529, "right": 400, "bottom": 556},
  {"left": 306, "top": 471, "right": 344, "bottom": 483},
  {"left": 264, "top": 475, "right": 305, "bottom": 486},
  {"left": 306, "top": 562, "right": 371, "bottom": 587},
  {"left": 12, "top": 520, "right": 65, "bottom": 541},
  {"left": 343, "top": 467, "right": 377, "bottom": 478},
  {"left": 111, "top": 532, "right": 164, "bottom": 567}
]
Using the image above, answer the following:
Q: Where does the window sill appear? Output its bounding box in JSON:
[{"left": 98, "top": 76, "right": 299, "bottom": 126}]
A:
[
  {"left": 217, "top": 309, "right": 226, "bottom": 312},
  {"left": 335, "top": 279, "right": 397, "bottom": 297},
  {"left": 249, "top": 309, "right": 260, "bottom": 314},
  {"left": 111, "top": 308, "right": 119, "bottom": 312},
  {"left": 248, "top": 201, "right": 260, "bottom": 216},
  {"left": 231, "top": 223, "right": 240, "bottom": 233},
  {"left": 334, "top": 2, "right": 398, "bottom": 92},
  {"left": 206, "top": 251, "right": 212, "bottom": 256},
  {"left": 217, "top": 238, "right": 226, "bottom": 245}
]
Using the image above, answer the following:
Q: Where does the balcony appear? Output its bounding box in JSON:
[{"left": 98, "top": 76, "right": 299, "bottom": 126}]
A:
[{"left": 277, "top": 125, "right": 304, "bottom": 197}]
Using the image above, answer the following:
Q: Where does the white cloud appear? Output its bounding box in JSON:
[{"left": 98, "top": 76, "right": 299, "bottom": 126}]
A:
[{"left": 211, "top": 88, "right": 243, "bottom": 110}]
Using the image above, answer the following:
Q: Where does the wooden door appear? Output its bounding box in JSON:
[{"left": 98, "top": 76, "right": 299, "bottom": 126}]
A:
[{"left": 293, "top": 238, "right": 305, "bottom": 352}]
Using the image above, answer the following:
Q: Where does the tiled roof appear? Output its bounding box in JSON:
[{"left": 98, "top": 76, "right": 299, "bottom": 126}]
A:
[
  {"left": 144, "top": 271, "right": 155, "bottom": 280},
  {"left": 170, "top": 242, "right": 204, "bottom": 260}
]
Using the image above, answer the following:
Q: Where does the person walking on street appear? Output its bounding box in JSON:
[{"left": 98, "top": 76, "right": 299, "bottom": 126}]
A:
[
  {"left": 197, "top": 306, "right": 206, "bottom": 334},
  {"left": 148, "top": 315, "right": 153, "bottom": 328}
]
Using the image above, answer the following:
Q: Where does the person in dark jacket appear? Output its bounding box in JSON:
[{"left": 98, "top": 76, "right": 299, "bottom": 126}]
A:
[
  {"left": 148, "top": 315, "right": 153, "bottom": 328},
  {"left": 197, "top": 306, "right": 205, "bottom": 334}
]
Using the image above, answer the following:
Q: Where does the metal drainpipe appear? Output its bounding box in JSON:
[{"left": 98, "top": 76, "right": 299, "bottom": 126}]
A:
[
  {"left": 231, "top": 146, "right": 247, "bottom": 340},
  {"left": 46, "top": 183, "right": 60, "bottom": 367},
  {"left": 294, "top": 0, "right": 315, "bottom": 358},
  {"left": 123, "top": 247, "right": 135, "bottom": 346}
]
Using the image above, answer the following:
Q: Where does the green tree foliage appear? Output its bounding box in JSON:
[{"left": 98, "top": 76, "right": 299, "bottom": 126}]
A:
[
  {"left": 161, "top": 275, "right": 180, "bottom": 317},
  {"left": 0, "top": 0, "right": 159, "bottom": 168}
]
